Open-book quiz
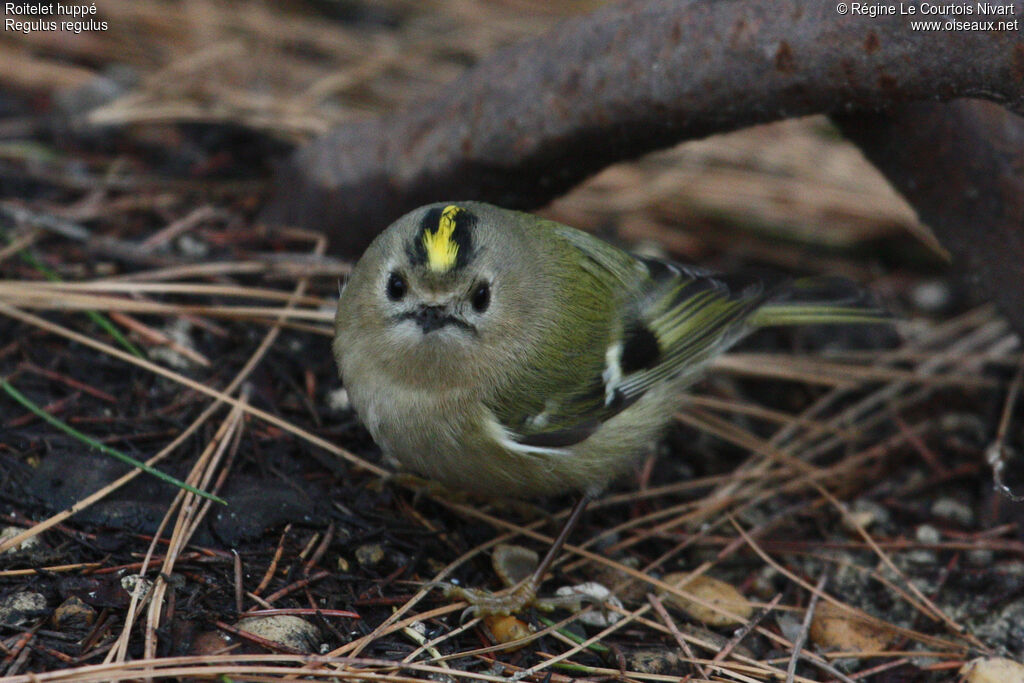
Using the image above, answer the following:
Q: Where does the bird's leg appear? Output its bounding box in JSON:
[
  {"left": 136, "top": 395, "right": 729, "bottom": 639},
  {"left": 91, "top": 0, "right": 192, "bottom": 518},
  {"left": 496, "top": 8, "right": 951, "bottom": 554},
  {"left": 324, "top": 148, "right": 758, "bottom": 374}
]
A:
[{"left": 444, "top": 495, "right": 592, "bottom": 617}]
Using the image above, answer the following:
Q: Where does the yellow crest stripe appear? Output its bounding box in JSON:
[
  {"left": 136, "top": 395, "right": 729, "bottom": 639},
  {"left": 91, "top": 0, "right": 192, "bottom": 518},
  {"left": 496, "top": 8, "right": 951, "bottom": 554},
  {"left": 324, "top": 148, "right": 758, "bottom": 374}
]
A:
[{"left": 422, "top": 205, "right": 462, "bottom": 272}]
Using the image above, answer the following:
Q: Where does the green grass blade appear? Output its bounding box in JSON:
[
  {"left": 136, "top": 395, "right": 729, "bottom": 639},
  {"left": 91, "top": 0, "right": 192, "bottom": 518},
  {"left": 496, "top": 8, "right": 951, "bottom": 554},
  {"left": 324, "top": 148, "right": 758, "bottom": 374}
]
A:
[{"left": 2, "top": 379, "right": 226, "bottom": 505}]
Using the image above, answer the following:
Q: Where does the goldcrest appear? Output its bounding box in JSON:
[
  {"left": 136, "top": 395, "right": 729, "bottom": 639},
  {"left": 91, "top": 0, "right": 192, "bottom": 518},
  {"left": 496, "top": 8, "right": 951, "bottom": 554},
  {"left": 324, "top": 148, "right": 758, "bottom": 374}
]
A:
[{"left": 334, "top": 202, "right": 882, "bottom": 500}]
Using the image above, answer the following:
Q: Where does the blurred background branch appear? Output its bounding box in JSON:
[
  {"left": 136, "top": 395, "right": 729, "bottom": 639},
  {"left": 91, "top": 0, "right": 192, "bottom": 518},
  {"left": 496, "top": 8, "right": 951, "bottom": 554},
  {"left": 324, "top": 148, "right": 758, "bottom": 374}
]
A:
[
  {"left": 262, "top": 1, "right": 1023, "bottom": 258},
  {"left": 3, "top": 0, "right": 1023, "bottom": 329}
]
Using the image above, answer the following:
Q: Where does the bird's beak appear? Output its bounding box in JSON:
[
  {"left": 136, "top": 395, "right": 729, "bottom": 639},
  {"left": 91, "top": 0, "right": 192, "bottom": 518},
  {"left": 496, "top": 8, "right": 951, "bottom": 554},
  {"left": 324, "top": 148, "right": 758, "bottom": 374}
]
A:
[
  {"left": 411, "top": 305, "right": 453, "bottom": 333},
  {"left": 403, "top": 305, "right": 475, "bottom": 335}
]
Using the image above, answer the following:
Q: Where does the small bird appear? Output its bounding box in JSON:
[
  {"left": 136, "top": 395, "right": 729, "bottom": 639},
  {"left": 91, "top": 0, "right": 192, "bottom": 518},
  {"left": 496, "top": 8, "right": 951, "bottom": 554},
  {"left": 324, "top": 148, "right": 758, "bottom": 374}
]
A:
[{"left": 334, "top": 201, "right": 883, "bottom": 614}]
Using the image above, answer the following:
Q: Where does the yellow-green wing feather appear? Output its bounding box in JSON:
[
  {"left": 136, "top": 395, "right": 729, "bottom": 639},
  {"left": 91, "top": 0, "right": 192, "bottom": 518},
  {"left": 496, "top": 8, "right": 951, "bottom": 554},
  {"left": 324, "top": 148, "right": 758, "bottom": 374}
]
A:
[{"left": 490, "top": 229, "right": 885, "bottom": 453}]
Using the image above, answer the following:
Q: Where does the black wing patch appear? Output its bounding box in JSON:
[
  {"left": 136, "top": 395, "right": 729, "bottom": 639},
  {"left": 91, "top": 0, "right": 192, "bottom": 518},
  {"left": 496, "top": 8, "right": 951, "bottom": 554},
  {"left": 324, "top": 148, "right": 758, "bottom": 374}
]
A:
[
  {"left": 620, "top": 321, "right": 660, "bottom": 373},
  {"left": 608, "top": 259, "right": 775, "bottom": 407}
]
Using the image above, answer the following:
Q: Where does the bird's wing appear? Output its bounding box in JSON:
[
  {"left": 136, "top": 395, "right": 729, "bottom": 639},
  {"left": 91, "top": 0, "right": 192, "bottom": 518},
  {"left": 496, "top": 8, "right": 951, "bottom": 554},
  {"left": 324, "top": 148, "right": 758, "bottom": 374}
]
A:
[
  {"left": 489, "top": 230, "right": 771, "bottom": 455},
  {"left": 606, "top": 257, "right": 772, "bottom": 406}
]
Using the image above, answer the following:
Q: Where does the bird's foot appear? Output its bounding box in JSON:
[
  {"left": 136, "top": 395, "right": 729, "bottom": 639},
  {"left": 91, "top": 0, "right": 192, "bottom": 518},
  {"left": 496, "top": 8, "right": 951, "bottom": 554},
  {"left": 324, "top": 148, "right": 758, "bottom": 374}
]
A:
[
  {"left": 443, "top": 582, "right": 554, "bottom": 619},
  {"left": 441, "top": 581, "right": 546, "bottom": 619},
  {"left": 440, "top": 581, "right": 598, "bottom": 619}
]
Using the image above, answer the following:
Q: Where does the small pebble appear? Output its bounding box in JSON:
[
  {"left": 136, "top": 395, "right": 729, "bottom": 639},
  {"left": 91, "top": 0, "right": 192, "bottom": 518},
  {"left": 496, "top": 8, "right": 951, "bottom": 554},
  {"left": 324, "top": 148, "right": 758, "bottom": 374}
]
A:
[
  {"left": 909, "top": 279, "right": 952, "bottom": 313},
  {"left": 587, "top": 557, "right": 646, "bottom": 603},
  {"left": 121, "top": 575, "right": 153, "bottom": 602},
  {"left": 0, "top": 592, "right": 47, "bottom": 627},
  {"left": 0, "top": 526, "right": 41, "bottom": 555},
  {"left": 52, "top": 596, "right": 96, "bottom": 631},
  {"left": 905, "top": 549, "right": 937, "bottom": 566},
  {"left": 966, "top": 549, "right": 994, "bottom": 567},
  {"left": 915, "top": 524, "right": 941, "bottom": 544},
  {"left": 930, "top": 498, "right": 974, "bottom": 527},
  {"left": 553, "top": 582, "right": 623, "bottom": 627},
  {"left": 355, "top": 543, "right": 385, "bottom": 567},
  {"left": 177, "top": 234, "right": 209, "bottom": 258}
]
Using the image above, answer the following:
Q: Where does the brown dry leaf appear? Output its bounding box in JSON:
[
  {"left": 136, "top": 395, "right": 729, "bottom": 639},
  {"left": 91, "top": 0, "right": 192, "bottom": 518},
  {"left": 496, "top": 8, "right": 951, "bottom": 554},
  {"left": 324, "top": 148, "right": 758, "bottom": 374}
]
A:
[
  {"left": 660, "top": 572, "right": 753, "bottom": 628},
  {"left": 809, "top": 602, "right": 897, "bottom": 654}
]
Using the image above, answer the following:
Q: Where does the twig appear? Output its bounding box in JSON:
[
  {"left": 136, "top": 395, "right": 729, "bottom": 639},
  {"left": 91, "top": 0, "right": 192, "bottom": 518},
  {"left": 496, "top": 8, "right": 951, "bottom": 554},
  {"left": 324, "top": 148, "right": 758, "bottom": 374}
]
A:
[
  {"left": 255, "top": 524, "right": 292, "bottom": 596},
  {"left": 787, "top": 572, "right": 828, "bottom": 683},
  {"left": 646, "top": 594, "right": 709, "bottom": 681}
]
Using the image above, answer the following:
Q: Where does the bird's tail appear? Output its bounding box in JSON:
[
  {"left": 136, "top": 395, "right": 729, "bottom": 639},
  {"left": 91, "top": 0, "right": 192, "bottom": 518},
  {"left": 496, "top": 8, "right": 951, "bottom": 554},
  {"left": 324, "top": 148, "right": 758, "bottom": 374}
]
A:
[{"left": 750, "top": 276, "right": 889, "bottom": 328}]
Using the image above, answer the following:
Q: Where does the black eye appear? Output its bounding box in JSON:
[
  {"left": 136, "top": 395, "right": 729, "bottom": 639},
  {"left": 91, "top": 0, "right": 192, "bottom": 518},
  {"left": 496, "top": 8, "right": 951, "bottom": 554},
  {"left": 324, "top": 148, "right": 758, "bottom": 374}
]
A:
[
  {"left": 471, "top": 281, "right": 491, "bottom": 313},
  {"left": 386, "top": 272, "right": 406, "bottom": 301}
]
